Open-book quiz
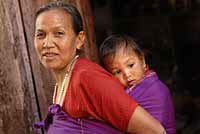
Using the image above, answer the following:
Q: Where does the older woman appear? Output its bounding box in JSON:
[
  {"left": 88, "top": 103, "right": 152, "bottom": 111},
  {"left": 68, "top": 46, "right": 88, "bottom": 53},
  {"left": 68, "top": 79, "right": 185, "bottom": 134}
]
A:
[{"left": 33, "top": 2, "right": 165, "bottom": 134}]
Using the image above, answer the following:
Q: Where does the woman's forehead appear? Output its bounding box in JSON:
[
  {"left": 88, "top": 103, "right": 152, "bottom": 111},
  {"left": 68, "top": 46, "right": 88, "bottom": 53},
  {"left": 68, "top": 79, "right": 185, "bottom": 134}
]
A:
[
  {"left": 38, "top": 9, "right": 70, "bottom": 21},
  {"left": 35, "top": 9, "right": 72, "bottom": 29}
]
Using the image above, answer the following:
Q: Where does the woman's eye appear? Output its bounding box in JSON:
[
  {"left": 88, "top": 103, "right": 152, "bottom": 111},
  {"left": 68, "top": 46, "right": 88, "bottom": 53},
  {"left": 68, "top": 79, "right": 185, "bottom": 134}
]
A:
[
  {"left": 36, "top": 33, "right": 45, "bottom": 39},
  {"left": 55, "top": 31, "right": 64, "bottom": 37}
]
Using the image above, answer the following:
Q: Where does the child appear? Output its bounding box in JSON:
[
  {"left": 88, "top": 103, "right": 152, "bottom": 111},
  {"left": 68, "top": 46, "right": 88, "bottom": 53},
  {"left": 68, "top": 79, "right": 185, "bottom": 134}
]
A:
[{"left": 99, "top": 34, "right": 176, "bottom": 134}]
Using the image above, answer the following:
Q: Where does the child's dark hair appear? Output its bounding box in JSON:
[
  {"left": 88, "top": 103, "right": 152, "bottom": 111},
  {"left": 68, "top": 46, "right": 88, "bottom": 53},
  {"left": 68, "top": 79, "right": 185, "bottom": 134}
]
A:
[
  {"left": 35, "top": 1, "right": 83, "bottom": 35},
  {"left": 99, "top": 34, "right": 144, "bottom": 67}
]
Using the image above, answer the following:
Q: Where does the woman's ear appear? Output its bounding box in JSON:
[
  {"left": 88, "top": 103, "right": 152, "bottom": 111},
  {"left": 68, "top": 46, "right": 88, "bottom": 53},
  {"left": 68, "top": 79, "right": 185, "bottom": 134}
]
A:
[{"left": 76, "top": 31, "right": 85, "bottom": 50}]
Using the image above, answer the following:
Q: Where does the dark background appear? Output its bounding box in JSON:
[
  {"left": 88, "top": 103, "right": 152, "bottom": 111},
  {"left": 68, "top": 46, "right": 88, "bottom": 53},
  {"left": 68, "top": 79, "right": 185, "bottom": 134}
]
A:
[{"left": 91, "top": 0, "right": 200, "bottom": 133}]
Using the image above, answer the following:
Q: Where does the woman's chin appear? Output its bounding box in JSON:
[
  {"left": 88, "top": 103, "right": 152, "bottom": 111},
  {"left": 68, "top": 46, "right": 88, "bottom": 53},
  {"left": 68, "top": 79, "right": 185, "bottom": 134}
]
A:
[{"left": 42, "top": 62, "right": 59, "bottom": 70}]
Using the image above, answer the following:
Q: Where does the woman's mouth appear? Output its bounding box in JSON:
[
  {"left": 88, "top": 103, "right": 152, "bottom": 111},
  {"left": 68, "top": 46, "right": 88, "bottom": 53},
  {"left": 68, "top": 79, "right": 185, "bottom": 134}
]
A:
[{"left": 42, "top": 52, "right": 58, "bottom": 60}]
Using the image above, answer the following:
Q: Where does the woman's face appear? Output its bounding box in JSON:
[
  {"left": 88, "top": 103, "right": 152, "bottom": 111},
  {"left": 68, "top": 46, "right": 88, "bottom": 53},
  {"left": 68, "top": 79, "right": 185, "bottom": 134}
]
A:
[
  {"left": 34, "top": 9, "right": 84, "bottom": 71},
  {"left": 105, "top": 47, "right": 145, "bottom": 87}
]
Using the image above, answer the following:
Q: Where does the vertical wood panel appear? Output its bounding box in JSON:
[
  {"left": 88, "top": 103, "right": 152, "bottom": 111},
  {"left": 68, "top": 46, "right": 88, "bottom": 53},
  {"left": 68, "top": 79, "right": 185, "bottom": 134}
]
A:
[
  {"left": 0, "top": 0, "right": 41, "bottom": 134},
  {"left": 19, "top": 0, "right": 55, "bottom": 121},
  {"left": 69, "top": 0, "right": 98, "bottom": 62}
]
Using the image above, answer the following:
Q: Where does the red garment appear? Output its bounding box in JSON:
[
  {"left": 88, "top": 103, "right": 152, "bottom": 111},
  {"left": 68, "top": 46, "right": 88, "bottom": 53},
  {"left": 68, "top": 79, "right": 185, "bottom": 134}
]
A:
[{"left": 62, "top": 58, "right": 138, "bottom": 131}]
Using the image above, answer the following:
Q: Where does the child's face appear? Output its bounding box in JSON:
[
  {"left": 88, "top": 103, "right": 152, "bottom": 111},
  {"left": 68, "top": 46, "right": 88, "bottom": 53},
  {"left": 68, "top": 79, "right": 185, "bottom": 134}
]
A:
[{"left": 105, "top": 47, "right": 145, "bottom": 87}]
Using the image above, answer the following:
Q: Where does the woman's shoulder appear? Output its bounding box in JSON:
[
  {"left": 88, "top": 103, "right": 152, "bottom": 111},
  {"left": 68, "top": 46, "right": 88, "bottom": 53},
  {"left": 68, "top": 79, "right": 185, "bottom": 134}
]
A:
[
  {"left": 76, "top": 58, "right": 108, "bottom": 72},
  {"left": 73, "top": 58, "right": 113, "bottom": 78},
  {"left": 76, "top": 58, "right": 101, "bottom": 69}
]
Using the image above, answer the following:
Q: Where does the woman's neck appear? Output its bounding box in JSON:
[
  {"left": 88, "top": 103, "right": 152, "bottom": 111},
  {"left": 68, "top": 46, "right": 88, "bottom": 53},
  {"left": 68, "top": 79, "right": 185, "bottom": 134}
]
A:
[
  {"left": 52, "top": 55, "right": 79, "bottom": 86},
  {"left": 53, "top": 69, "right": 67, "bottom": 86}
]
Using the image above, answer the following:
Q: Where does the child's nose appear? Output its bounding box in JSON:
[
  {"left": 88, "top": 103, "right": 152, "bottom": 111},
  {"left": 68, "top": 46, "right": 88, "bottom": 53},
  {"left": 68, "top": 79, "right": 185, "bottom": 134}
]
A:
[{"left": 123, "top": 70, "right": 131, "bottom": 80}]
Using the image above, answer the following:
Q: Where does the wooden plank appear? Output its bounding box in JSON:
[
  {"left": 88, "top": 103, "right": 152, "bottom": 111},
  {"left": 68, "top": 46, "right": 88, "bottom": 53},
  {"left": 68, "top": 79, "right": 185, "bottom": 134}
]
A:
[
  {"left": 69, "top": 0, "right": 98, "bottom": 62},
  {"left": 18, "top": 0, "right": 55, "bottom": 121},
  {"left": 0, "top": 0, "right": 41, "bottom": 134}
]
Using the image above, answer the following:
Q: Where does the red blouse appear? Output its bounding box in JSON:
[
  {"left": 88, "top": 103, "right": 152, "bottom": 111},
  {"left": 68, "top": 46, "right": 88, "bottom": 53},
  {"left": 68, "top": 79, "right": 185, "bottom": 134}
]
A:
[{"left": 62, "top": 58, "right": 138, "bottom": 131}]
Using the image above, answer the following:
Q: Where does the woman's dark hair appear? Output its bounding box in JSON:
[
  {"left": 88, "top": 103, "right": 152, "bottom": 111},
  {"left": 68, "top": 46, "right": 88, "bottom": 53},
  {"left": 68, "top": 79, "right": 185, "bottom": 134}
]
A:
[
  {"left": 35, "top": 2, "right": 83, "bottom": 35},
  {"left": 99, "top": 34, "right": 144, "bottom": 67}
]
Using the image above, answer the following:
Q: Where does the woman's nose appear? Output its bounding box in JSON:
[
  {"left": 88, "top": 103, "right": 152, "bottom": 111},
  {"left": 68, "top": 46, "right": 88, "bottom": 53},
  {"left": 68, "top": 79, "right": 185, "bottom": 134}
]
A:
[{"left": 43, "top": 36, "right": 54, "bottom": 48}]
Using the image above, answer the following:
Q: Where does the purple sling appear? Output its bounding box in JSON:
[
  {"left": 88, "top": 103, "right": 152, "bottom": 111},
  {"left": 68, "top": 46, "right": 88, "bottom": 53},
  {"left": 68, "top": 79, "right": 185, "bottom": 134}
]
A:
[
  {"left": 126, "top": 71, "right": 176, "bottom": 134},
  {"left": 34, "top": 104, "right": 125, "bottom": 134}
]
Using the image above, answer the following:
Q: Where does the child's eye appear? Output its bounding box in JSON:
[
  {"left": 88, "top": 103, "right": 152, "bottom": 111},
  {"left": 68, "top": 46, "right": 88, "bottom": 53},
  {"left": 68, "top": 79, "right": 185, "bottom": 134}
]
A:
[
  {"left": 114, "top": 70, "right": 121, "bottom": 75},
  {"left": 128, "top": 64, "right": 134, "bottom": 68}
]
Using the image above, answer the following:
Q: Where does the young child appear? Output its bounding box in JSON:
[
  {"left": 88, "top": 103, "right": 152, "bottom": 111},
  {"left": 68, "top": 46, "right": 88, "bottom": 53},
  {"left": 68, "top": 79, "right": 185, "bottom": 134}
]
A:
[{"left": 99, "top": 34, "right": 176, "bottom": 134}]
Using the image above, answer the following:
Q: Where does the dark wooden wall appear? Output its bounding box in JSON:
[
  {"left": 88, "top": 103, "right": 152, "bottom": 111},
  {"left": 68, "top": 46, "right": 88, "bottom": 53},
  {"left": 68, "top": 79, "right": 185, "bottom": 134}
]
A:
[
  {"left": 0, "top": 0, "right": 42, "bottom": 133},
  {"left": 0, "top": 0, "right": 97, "bottom": 134}
]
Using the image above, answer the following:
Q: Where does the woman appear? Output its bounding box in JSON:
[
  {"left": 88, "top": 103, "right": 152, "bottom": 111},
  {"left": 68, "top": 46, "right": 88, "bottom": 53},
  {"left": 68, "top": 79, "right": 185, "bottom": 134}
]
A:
[{"left": 33, "top": 2, "right": 165, "bottom": 134}]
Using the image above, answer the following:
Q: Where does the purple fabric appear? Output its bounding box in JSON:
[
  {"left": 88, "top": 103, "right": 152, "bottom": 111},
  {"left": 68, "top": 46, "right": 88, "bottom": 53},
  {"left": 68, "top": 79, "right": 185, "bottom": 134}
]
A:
[
  {"left": 126, "top": 71, "right": 176, "bottom": 134},
  {"left": 34, "top": 104, "right": 125, "bottom": 134},
  {"left": 33, "top": 70, "right": 176, "bottom": 134}
]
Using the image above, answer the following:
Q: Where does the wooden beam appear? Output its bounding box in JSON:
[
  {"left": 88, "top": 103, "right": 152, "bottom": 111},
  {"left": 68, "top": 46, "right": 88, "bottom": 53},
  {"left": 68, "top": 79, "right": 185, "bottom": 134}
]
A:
[
  {"left": 18, "top": 0, "right": 55, "bottom": 122},
  {"left": 0, "top": 0, "right": 42, "bottom": 133},
  {"left": 69, "top": 0, "right": 98, "bottom": 62}
]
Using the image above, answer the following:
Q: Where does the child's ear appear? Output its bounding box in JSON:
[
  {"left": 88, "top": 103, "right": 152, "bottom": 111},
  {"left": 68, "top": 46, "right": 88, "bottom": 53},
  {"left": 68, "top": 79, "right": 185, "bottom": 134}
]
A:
[{"left": 76, "top": 31, "right": 85, "bottom": 50}]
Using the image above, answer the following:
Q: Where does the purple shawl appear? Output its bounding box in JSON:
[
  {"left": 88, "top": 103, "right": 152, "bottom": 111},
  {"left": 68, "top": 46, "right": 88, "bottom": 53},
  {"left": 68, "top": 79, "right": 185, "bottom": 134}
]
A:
[
  {"left": 126, "top": 71, "right": 176, "bottom": 134},
  {"left": 34, "top": 104, "right": 125, "bottom": 134}
]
